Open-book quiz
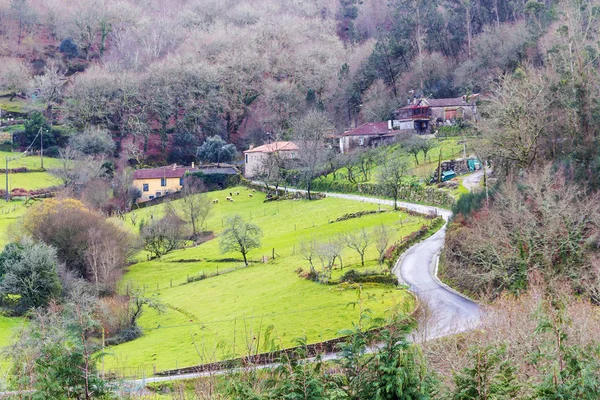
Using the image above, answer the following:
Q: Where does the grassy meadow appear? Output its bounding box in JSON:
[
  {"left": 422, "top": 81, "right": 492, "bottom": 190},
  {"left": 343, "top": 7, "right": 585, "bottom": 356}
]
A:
[
  {"left": 105, "top": 187, "right": 433, "bottom": 377},
  {"left": 0, "top": 152, "right": 62, "bottom": 192}
]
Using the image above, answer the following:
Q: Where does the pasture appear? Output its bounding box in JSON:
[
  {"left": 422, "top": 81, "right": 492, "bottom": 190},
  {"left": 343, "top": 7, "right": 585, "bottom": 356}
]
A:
[{"left": 106, "top": 187, "right": 436, "bottom": 376}]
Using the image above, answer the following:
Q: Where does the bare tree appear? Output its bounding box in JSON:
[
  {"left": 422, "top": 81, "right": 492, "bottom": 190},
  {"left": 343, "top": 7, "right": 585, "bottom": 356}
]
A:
[
  {"left": 257, "top": 150, "right": 287, "bottom": 194},
  {"left": 344, "top": 228, "right": 373, "bottom": 267},
  {"left": 85, "top": 227, "right": 132, "bottom": 295},
  {"left": 169, "top": 177, "right": 212, "bottom": 238},
  {"left": 50, "top": 147, "right": 105, "bottom": 190},
  {"left": 374, "top": 224, "right": 390, "bottom": 266},
  {"left": 31, "top": 64, "right": 67, "bottom": 121},
  {"left": 377, "top": 152, "right": 410, "bottom": 210},
  {"left": 405, "top": 136, "right": 425, "bottom": 166},
  {"left": 0, "top": 58, "right": 31, "bottom": 100},
  {"left": 315, "top": 241, "right": 336, "bottom": 284},
  {"left": 140, "top": 208, "right": 186, "bottom": 258},
  {"left": 299, "top": 238, "right": 318, "bottom": 274},
  {"left": 9, "top": 0, "right": 36, "bottom": 45},
  {"left": 220, "top": 215, "right": 262, "bottom": 266},
  {"left": 292, "top": 110, "right": 331, "bottom": 200},
  {"left": 479, "top": 67, "right": 552, "bottom": 170},
  {"left": 419, "top": 138, "right": 436, "bottom": 164}
]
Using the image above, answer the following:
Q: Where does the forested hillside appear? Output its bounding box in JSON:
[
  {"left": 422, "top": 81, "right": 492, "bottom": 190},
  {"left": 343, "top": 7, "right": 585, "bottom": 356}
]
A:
[{"left": 1, "top": 0, "right": 546, "bottom": 161}]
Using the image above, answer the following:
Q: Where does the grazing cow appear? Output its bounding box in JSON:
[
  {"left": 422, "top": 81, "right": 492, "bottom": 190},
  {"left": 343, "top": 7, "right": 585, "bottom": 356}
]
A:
[
  {"left": 249, "top": 194, "right": 253, "bottom": 197},
  {"left": 235, "top": 191, "right": 240, "bottom": 195},
  {"left": 252, "top": 189, "right": 256, "bottom": 192},
  {"left": 226, "top": 197, "right": 232, "bottom": 201},
  {"left": 213, "top": 199, "right": 219, "bottom": 204},
  {"left": 230, "top": 192, "right": 233, "bottom": 196}
]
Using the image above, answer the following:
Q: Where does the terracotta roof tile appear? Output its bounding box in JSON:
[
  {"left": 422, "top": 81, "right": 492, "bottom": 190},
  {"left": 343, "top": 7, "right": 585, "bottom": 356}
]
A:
[
  {"left": 133, "top": 165, "right": 197, "bottom": 180},
  {"left": 342, "top": 122, "right": 392, "bottom": 137},
  {"left": 244, "top": 141, "right": 299, "bottom": 153}
]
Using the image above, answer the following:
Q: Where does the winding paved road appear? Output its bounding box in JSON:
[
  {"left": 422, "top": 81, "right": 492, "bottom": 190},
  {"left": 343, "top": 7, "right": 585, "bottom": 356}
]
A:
[{"left": 319, "top": 192, "right": 480, "bottom": 340}]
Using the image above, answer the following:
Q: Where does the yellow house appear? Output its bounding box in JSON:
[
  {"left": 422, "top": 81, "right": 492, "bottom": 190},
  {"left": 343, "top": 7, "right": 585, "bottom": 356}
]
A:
[{"left": 133, "top": 164, "right": 197, "bottom": 202}]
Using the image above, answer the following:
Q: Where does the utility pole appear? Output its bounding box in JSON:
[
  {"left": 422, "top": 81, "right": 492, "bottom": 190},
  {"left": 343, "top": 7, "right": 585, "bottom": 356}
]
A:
[
  {"left": 5, "top": 157, "right": 9, "bottom": 202},
  {"left": 39, "top": 126, "right": 44, "bottom": 169}
]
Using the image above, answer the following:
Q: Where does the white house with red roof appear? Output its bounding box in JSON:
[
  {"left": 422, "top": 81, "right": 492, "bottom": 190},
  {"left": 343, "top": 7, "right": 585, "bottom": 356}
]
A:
[{"left": 243, "top": 141, "right": 299, "bottom": 178}]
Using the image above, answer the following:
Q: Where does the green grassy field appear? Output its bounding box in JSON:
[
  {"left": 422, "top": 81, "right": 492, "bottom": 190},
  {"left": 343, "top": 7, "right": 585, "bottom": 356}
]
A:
[
  {"left": 0, "top": 315, "right": 24, "bottom": 375},
  {"left": 6, "top": 171, "right": 61, "bottom": 191},
  {"left": 0, "top": 151, "right": 62, "bottom": 191},
  {"left": 1, "top": 151, "right": 62, "bottom": 170},
  {"left": 0, "top": 97, "right": 28, "bottom": 114},
  {"left": 0, "top": 200, "right": 29, "bottom": 247},
  {"left": 106, "top": 187, "right": 430, "bottom": 377},
  {"left": 316, "top": 138, "right": 465, "bottom": 188}
]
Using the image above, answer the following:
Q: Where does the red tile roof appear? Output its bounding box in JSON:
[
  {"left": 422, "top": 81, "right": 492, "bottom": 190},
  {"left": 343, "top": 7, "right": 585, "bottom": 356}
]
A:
[
  {"left": 133, "top": 165, "right": 198, "bottom": 180},
  {"left": 342, "top": 122, "right": 392, "bottom": 137},
  {"left": 244, "top": 141, "right": 299, "bottom": 153}
]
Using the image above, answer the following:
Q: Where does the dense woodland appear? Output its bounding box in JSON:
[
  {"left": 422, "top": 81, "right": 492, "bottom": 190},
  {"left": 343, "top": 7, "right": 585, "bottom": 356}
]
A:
[
  {"left": 0, "top": 0, "right": 547, "bottom": 160},
  {"left": 5, "top": 0, "right": 600, "bottom": 398}
]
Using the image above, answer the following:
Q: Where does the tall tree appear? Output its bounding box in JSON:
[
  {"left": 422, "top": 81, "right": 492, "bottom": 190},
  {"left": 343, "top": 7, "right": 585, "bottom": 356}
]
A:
[{"left": 292, "top": 110, "right": 331, "bottom": 200}]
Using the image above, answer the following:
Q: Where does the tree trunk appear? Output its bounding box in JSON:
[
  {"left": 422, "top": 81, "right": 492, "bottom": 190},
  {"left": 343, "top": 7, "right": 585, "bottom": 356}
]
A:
[{"left": 242, "top": 251, "right": 248, "bottom": 266}]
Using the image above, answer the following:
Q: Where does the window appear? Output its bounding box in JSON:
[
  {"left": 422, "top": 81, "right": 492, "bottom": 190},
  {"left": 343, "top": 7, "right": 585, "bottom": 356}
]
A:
[
  {"left": 156, "top": 191, "right": 162, "bottom": 197},
  {"left": 179, "top": 177, "right": 184, "bottom": 186},
  {"left": 245, "top": 154, "right": 249, "bottom": 163},
  {"left": 161, "top": 178, "right": 167, "bottom": 187},
  {"left": 149, "top": 195, "right": 155, "bottom": 200},
  {"left": 359, "top": 137, "right": 365, "bottom": 146},
  {"left": 143, "top": 183, "right": 149, "bottom": 192}
]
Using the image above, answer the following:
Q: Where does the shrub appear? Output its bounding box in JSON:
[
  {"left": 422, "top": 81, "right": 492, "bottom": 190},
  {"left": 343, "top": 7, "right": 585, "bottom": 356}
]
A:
[
  {"left": 24, "top": 198, "right": 133, "bottom": 293},
  {"left": 59, "top": 38, "right": 79, "bottom": 58},
  {"left": 0, "top": 237, "right": 62, "bottom": 315}
]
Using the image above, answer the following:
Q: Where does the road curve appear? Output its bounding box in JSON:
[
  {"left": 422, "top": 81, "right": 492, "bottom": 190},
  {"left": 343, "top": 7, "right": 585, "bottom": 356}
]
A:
[{"left": 319, "top": 192, "right": 480, "bottom": 339}]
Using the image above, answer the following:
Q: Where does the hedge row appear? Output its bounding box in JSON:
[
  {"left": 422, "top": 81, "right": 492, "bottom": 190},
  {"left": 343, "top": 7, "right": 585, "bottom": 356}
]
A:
[{"left": 311, "top": 179, "right": 455, "bottom": 208}]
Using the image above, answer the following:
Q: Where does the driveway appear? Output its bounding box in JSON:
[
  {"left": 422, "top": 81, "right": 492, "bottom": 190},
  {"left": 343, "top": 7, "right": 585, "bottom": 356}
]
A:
[{"left": 462, "top": 169, "right": 486, "bottom": 192}]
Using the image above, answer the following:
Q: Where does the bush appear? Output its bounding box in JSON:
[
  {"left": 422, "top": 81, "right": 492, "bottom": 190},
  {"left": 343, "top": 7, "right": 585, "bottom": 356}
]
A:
[
  {"left": 24, "top": 198, "right": 133, "bottom": 293},
  {"left": 59, "top": 38, "right": 79, "bottom": 58},
  {"left": 69, "top": 127, "right": 116, "bottom": 156},
  {"left": 44, "top": 145, "right": 60, "bottom": 158},
  {"left": 105, "top": 325, "right": 143, "bottom": 346},
  {"left": 339, "top": 269, "right": 397, "bottom": 285},
  {"left": 452, "top": 188, "right": 491, "bottom": 217},
  {"left": 0, "top": 237, "right": 62, "bottom": 315}
]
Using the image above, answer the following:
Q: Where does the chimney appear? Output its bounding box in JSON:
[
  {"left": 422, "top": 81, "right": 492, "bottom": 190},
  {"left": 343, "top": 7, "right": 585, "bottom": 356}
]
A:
[
  {"left": 388, "top": 120, "right": 392, "bottom": 130},
  {"left": 407, "top": 98, "right": 410, "bottom": 105},
  {"left": 249, "top": 145, "right": 254, "bottom": 150},
  {"left": 191, "top": 162, "right": 195, "bottom": 168}
]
